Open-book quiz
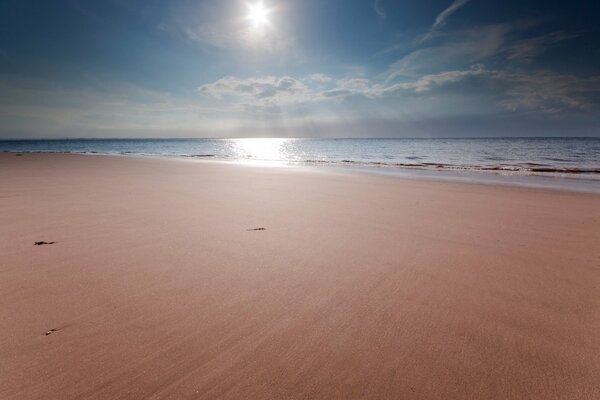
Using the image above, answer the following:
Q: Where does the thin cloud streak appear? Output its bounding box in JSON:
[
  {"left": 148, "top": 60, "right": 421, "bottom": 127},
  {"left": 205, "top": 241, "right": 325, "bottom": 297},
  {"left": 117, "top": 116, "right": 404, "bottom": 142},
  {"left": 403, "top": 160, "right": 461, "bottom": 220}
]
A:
[
  {"left": 373, "top": 0, "right": 386, "bottom": 19},
  {"left": 421, "top": 0, "right": 472, "bottom": 42},
  {"left": 433, "top": 0, "right": 472, "bottom": 29},
  {"left": 385, "top": 21, "right": 578, "bottom": 83},
  {"left": 505, "top": 31, "right": 580, "bottom": 62}
]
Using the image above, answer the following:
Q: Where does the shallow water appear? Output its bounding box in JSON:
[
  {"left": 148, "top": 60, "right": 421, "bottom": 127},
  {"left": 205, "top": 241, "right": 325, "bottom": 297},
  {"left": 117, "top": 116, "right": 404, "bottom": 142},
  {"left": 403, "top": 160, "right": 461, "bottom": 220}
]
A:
[{"left": 2, "top": 138, "right": 599, "bottom": 191}]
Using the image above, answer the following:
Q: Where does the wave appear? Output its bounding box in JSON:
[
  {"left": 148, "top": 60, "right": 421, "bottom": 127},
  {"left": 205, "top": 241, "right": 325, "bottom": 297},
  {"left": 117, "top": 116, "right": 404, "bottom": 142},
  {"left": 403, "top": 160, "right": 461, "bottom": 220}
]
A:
[
  {"left": 3, "top": 150, "right": 599, "bottom": 176},
  {"left": 302, "top": 159, "right": 600, "bottom": 175}
]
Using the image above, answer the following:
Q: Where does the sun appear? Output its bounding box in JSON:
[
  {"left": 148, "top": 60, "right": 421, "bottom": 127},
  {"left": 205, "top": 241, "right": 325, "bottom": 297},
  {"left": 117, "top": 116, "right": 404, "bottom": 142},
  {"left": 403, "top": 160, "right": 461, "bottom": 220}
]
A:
[{"left": 247, "top": 2, "right": 270, "bottom": 29}]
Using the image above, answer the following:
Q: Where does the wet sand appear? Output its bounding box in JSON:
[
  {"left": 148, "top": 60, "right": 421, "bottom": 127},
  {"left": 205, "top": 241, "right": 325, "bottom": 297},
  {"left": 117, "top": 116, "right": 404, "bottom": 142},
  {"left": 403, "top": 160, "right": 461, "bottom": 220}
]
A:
[{"left": 1, "top": 153, "right": 599, "bottom": 399}]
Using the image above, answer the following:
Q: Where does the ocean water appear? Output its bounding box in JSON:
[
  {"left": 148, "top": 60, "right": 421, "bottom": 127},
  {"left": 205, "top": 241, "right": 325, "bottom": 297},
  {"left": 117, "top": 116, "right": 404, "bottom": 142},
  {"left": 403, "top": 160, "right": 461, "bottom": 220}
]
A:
[{"left": 2, "top": 138, "right": 600, "bottom": 191}]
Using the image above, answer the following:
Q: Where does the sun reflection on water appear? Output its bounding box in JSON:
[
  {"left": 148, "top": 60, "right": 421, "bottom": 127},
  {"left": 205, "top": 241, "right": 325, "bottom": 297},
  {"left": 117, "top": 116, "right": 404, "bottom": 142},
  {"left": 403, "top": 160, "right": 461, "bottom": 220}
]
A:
[{"left": 227, "top": 138, "right": 294, "bottom": 165}]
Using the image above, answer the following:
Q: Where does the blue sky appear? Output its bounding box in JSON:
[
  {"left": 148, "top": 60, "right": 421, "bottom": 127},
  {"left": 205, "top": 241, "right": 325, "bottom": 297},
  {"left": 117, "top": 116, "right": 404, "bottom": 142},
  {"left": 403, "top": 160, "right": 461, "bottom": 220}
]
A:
[{"left": 0, "top": 0, "right": 599, "bottom": 138}]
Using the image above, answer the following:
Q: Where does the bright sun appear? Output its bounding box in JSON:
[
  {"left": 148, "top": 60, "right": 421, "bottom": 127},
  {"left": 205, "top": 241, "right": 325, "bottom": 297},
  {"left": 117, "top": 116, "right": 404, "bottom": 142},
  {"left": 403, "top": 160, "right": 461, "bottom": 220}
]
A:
[{"left": 247, "top": 2, "right": 270, "bottom": 29}]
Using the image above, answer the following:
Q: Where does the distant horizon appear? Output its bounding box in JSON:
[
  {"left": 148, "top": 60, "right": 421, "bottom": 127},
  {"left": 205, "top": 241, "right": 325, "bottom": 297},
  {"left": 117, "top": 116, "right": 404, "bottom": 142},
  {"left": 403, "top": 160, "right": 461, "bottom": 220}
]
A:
[{"left": 2, "top": 136, "right": 600, "bottom": 142}]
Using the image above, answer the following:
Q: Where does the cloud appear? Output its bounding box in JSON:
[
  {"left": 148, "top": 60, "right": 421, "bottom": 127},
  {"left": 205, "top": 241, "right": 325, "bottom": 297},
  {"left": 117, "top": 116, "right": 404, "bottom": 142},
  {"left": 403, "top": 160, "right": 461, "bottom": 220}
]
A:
[
  {"left": 386, "top": 23, "right": 511, "bottom": 81},
  {"left": 433, "top": 0, "right": 472, "bottom": 30},
  {"left": 388, "top": 65, "right": 486, "bottom": 93},
  {"left": 199, "top": 76, "right": 378, "bottom": 108},
  {"left": 197, "top": 65, "right": 600, "bottom": 118},
  {"left": 421, "top": 0, "right": 472, "bottom": 42},
  {"left": 3, "top": 68, "right": 599, "bottom": 139},
  {"left": 504, "top": 31, "right": 579, "bottom": 62},
  {"left": 310, "top": 73, "right": 333, "bottom": 83},
  {"left": 199, "top": 76, "right": 309, "bottom": 107},
  {"left": 493, "top": 71, "right": 600, "bottom": 113},
  {"left": 336, "top": 78, "right": 371, "bottom": 90},
  {"left": 383, "top": 67, "right": 600, "bottom": 114},
  {"left": 373, "top": 0, "right": 386, "bottom": 19},
  {"left": 321, "top": 89, "right": 355, "bottom": 99},
  {"left": 385, "top": 21, "right": 578, "bottom": 82},
  {"left": 396, "top": 68, "right": 600, "bottom": 114}
]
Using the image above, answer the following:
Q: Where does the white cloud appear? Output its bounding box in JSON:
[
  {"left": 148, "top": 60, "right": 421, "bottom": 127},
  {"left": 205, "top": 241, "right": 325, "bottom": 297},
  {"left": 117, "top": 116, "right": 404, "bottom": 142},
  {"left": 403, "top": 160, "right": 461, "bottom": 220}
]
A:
[
  {"left": 199, "top": 76, "right": 309, "bottom": 107},
  {"left": 433, "top": 0, "right": 472, "bottom": 30},
  {"left": 310, "top": 73, "right": 333, "bottom": 83},
  {"left": 421, "top": 0, "right": 472, "bottom": 42},
  {"left": 320, "top": 88, "right": 355, "bottom": 99},
  {"left": 336, "top": 78, "right": 371, "bottom": 90},
  {"left": 198, "top": 66, "right": 600, "bottom": 117},
  {"left": 3, "top": 67, "right": 599, "bottom": 139},
  {"left": 392, "top": 66, "right": 486, "bottom": 93}
]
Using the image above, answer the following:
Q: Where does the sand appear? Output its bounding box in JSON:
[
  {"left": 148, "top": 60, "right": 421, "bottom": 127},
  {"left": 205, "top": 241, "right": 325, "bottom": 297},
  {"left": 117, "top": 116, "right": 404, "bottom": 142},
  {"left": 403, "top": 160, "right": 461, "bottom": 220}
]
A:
[{"left": 1, "top": 153, "right": 599, "bottom": 399}]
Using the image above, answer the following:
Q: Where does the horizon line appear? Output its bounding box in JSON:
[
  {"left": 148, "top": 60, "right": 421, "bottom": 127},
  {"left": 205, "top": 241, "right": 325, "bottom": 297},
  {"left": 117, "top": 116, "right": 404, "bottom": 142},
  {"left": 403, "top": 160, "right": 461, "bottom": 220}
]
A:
[{"left": 1, "top": 136, "right": 600, "bottom": 141}]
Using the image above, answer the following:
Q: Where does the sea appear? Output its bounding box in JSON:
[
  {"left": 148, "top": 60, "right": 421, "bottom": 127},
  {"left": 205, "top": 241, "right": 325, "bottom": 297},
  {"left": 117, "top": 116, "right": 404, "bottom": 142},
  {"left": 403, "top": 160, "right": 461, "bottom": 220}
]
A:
[{"left": 2, "top": 138, "right": 600, "bottom": 192}]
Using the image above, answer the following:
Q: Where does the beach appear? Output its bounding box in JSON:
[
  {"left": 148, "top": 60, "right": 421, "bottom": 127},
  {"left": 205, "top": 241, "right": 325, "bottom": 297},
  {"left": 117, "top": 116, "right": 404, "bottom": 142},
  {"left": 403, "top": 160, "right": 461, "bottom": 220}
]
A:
[{"left": 1, "top": 153, "right": 599, "bottom": 399}]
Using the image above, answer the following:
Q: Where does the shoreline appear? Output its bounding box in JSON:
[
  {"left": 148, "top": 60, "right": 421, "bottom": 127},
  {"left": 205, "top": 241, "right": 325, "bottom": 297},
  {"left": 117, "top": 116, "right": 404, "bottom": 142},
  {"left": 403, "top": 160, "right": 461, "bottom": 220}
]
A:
[
  {"left": 2, "top": 153, "right": 599, "bottom": 399},
  {"left": 3, "top": 150, "right": 600, "bottom": 194}
]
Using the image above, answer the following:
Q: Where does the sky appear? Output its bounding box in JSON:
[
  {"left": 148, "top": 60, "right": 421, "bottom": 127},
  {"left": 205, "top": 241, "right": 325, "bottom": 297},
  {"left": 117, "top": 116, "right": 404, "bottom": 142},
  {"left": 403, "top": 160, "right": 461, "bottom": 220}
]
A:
[{"left": 0, "top": 0, "right": 599, "bottom": 138}]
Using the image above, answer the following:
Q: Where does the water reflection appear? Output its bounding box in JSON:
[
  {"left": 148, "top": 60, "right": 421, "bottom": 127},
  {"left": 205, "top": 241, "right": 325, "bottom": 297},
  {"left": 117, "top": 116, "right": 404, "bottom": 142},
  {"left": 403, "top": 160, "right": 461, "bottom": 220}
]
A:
[{"left": 226, "top": 138, "right": 294, "bottom": 164}]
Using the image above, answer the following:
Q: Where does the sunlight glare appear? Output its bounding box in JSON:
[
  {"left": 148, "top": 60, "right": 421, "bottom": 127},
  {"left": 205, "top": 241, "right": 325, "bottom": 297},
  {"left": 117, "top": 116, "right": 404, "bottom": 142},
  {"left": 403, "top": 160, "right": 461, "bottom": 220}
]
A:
[
  {"left": 247, "top": 2, "right": 270, "bottom": 29},
  {"left": 230, "top": 138, "right": 290, "bottom": 164}
]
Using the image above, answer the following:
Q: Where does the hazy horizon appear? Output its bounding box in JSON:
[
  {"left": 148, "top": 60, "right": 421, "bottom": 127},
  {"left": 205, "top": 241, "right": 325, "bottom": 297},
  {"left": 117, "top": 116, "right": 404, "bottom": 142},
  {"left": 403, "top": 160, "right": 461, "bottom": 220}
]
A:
[
  {"left": 2, "top": 136, "right": 600, "bottom": 141},
  {"left": 1, "top": 0, "right": 599, "bottom": 139}
]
